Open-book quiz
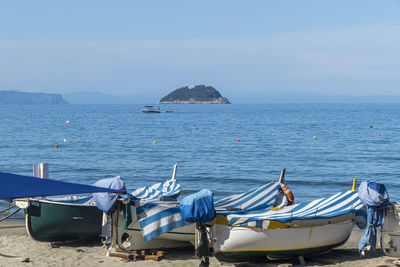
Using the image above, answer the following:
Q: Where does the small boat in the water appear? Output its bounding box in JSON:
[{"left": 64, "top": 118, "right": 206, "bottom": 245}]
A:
[{"left": 141, "top": 105, "right": 160, "bottom": 113}]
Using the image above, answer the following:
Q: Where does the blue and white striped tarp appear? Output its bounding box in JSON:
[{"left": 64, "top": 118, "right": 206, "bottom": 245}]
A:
[
  {"left": 227, "top": 190, "right": 366, "bottom": 227},
  {"left": 45, "top": 177, "right": 181, "bottom": 207},
  {"left": 136, "top": 200, "right": 191, "bottom": 242},
  {"left": 214, "top": 181, "right": 282, "bottom": 213},
  {"left": 130, "top": 178, "right": 181, "bottom": 200},
  {"left": 137, "top": 181, "right": 285, "bottom": 242}
]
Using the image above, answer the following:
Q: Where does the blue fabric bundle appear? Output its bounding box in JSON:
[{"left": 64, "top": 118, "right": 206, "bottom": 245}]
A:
[
  {"left": 93, "top": 176, "right": 127, "bottom": 213},
  {"left": 358, "top": 181, "right": 389, "bottom": 253},
  {"left": 180, "top": 189, "right": 216, "bottom": 223}
]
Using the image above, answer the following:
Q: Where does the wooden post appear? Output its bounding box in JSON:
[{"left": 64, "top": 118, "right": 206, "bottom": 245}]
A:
[
  {"left": 279, "top": 168, "right": 286, "bottom": 183},
  {"left": 171, "top": 163, "right": 178, "bottom": 180}
]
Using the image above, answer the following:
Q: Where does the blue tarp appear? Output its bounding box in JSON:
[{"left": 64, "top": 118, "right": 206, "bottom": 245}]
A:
[
  {"left": 180, "top": 189, "right": 216, "bottom": 223},
  {"left": 358, "top": 181, "right": 389, "bottom": 253},
  {"left": 93, "top": 176, "right": 127, "bottom": 213},
  {"left": 0, "top": 172, "right": 125, "bottom": 199}
]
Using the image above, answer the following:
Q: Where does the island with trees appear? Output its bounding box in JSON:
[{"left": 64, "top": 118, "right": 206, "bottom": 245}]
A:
[{"left": 159, "top": 85, "right": 230, "bottom": 104}]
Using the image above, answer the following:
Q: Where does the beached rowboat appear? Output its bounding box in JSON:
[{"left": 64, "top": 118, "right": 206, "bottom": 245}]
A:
[
  {"left": 114, "top": 179, "right": 290, "bottom": 250},
  {"left": 211, "top": 190, "right": 366, "bottom": 263},
  {"left": 25, "top": 196, "right": 102, "bottom": 242}
]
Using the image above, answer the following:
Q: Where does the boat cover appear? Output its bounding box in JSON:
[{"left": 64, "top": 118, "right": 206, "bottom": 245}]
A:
[
  {"left": 93, "top": 176, "right": 127, "bottom": 213},
  {"left": 227, "top": 190, "right": 365, "bottom": 226},
  {"left": 134, "top": 181, "right": 284, "bottom": 242},
  {"left": 180, "top": 189, "right": 216, "bottom": 223},
  {"left": 130, "top": 177, "right": 181, "bottom": 200},
  {"left": 214, "top": 181, "right": 282, "bottom": 214},
  {"left": 0, "top": 172, "right": 124, "bottom": 199},
  {"left": 358, "top": 181, "right": 389, "bottom": 253},
  {"left": 136, "top": 200, "right": 192, "bottom": 242},
  {"left": 46, "top": 176, "right": 181, "bottom": 206}
]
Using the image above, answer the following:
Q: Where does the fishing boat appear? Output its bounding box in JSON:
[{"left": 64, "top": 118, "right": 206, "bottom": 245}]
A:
[
  {"left": 211, "top": 190, "right": 366, "bottom": 263},
  {"left": 25, "top": 196, "right": 102, "bottom": 242},
  {"left": 141, "top": 105, "right": 160, "bottom": 113},
  {"left": 0, "top": 171, "right": 123, "bottom": 241},
  {"left": 114, "top": 171, "right": 292, "bottom": 251},
  {"left": 17, "top": 165, "right": 181, "bottom": 242}
]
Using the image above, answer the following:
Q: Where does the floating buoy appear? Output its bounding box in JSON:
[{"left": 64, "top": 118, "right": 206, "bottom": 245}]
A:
[
  {"left": 153, "top": 141, "right": 156, "bottom": 145},
  {"left": 63, "top": 138, "right": 67, "bottom": 143},
  {"left": 313, "top": 136, "right": 316, "bottom": 140},
  {"left": 379, "top": 134, "right": 382, "bottom": 136},
  {"left": 55, "top": 144, "right": 59, "bottom": 149},
  {"left": 66, "top": 121, "right": 70, "bottom": 125},
  {"left": 369, "top": 125, "right": 373, "bottom": 128},
  {"left": 237, "top": 139, "right": 240, "bottom": 142}
]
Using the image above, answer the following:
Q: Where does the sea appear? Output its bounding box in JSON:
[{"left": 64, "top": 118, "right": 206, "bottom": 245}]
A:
[{"left": 1, "top": 103, "right": 399, "bottom": 218}]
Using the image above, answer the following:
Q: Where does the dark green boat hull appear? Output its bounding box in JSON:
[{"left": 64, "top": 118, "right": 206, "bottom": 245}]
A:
[{"left": 26, "top": 200, "right": 103, "bottom": 242}]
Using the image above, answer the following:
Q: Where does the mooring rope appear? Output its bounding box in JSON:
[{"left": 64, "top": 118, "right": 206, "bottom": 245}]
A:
[
  {"left": 0, "top": 205, "right": 16, "bottom": 214},
  {"left": 0, "top": 208, "right": 21, "bottom": 222}
]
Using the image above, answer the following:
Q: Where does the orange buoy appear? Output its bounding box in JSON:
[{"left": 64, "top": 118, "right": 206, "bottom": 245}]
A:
[
  {"left": 55, "top": 144, "right": 59, "bottom": 149},
  {"left": 238, "top": 139, "right": 240, "bottom": 142},
  {"left": 281, "top": 184, "right": 294, "bottom": 205},
  {"left": 379, "top": 134, "right": 382, "bottom": 136},
  {"left": 369, "top": 125, "right": 373, "bottom": 128}
]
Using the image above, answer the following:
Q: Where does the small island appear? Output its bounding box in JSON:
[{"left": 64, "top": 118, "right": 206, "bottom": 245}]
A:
[
  {"left": 159, "top": 85, "right": 230, "bottom": 104},
  {"left": 0, "top": 91, "right": 68, "bottom": 105}
]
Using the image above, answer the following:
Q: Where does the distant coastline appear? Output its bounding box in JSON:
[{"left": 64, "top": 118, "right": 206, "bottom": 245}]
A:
[
  {"left": 4, "top": 89, "right": 400, "bottom": 104},
  {"left": 0, "top": 91, "right": 68, "bottom": 105}
]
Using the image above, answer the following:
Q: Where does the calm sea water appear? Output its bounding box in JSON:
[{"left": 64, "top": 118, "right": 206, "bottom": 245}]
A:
[{"left": 1, "top": 103, "right": 400, "bottom": 215}]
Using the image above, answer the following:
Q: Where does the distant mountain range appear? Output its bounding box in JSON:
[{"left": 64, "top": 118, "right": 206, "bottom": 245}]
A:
[
  {"left": 0, "top": 91, "right": 68, "bottom": 105},
  {"left": 224, "top": 91, "right": 400, "bottom": 103},
  {"left": 63, "top": 92, "right": 157, "bottom": 104},
  {"left": 63, "top": 91, "right": 400, "bottom": 104},
  {"left": 3, "top": 90, "right": 400, "bottom": 104}
]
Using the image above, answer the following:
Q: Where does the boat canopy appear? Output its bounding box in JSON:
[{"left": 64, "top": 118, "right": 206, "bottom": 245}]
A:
[
  {"left": 130, "top": 177, "right": 181, "bottom": 200},
  {"left": 0, "top": 172, "right": 125, "bottom": 199},
  {"left": 129, "top": 181, "right": 284, "bottom": 242},
  {"left": 227, "top": 190, "right": 366, "bottom": 227},
  {"left": 214, "top": 181, "right": 282, "bottom": 213}
]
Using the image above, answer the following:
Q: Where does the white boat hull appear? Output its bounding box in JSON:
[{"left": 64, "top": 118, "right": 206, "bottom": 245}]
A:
[{"left": 211, "top": 214, "right": 355, "bottom": 263}]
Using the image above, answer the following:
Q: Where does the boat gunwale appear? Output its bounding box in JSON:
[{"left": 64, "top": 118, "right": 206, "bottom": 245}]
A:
[{"left": 28, "top": 198, "right": 96, "bottom": 207}]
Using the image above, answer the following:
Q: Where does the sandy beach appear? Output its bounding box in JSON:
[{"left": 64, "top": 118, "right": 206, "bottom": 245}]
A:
[{"left": 0, "top": 220, "right": 399, "bottom": 267}]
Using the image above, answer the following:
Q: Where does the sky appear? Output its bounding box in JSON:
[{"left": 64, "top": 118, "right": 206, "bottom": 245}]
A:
[{"left": 0, "top": 0, "right": 400, "bottom": 97}]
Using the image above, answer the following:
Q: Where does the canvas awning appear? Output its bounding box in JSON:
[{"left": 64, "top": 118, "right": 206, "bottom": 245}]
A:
[{"left": 0, "top": 172, "right": 125, "bottom": 199}]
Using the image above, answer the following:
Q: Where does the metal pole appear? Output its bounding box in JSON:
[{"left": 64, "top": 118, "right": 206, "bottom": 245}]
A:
[{"left": 33, "top": 163, "right": 49, "bottom": 179}]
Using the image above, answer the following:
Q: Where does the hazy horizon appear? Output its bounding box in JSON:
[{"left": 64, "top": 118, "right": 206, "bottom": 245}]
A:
[{"left": 1, "top": 1, "right": 400, "bottom": 98}]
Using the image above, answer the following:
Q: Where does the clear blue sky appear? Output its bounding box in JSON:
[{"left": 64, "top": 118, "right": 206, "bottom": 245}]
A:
[{"left": 0, "top": 1, "right": 399, "bottom": 96}]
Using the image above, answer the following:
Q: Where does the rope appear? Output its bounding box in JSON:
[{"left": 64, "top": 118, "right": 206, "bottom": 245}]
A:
[
  {"left": 0, "top": 208, "right": 21, "bottom": 222},
  {"left": 0, "top": 205, "right": 16, "bottom": 214}
]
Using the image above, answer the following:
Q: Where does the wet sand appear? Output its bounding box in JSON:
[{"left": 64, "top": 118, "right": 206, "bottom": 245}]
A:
[{"left": 0, "top": 220, "right": 399, "bottom": 267}]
